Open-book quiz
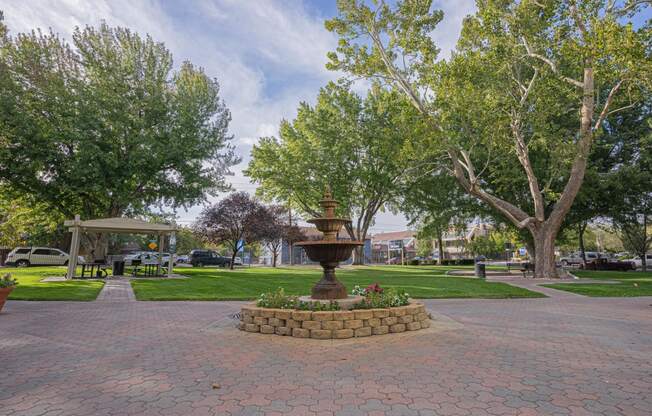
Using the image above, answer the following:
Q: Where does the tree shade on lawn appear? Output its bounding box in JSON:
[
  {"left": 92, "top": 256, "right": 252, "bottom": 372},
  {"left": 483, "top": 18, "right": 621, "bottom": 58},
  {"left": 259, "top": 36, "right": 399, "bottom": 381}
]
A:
[
  {"left": 5, "top": 267, "right": 104, "bottom": 301},
  {"left": 130, "top": 265, "right": 545, "bottom": 301},
  {"left": 543, "top": 270, "right": 652, "bottom": 297}
]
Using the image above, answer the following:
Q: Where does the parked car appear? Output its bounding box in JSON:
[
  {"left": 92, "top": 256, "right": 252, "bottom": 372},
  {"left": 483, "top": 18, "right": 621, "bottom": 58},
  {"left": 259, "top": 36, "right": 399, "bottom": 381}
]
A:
[
  {"left": 124, "top": 252, "right": 176, "bottom": 266},
  {"left": 124, "top": 251, "right": 156, "bottom": 266},
  {"left": 160, "top": 253, "right": 177, "bottom": 266},
  {"left": 189, "top": 250, "right": 231, "bottom": 267},
  {"left": 581, "top": 257, "right": 636, "bottom": 271},
  {"left": 233, "top": 256, "right": 243, "bottom": 266},
  {"left": 386, "top": 257, "right": 402, "bottom": 265},
  {"left": 559, "top": 251, "right": 603, "bottom": 266},
  {"left": 176, "top": 254, "right": 190, "bottom": 264},
  {"left": 5, "top": 247, "right": 74, "bottom": 267},
  {"left": 631, "top": 253, "right": 652, "bottom": 269}
]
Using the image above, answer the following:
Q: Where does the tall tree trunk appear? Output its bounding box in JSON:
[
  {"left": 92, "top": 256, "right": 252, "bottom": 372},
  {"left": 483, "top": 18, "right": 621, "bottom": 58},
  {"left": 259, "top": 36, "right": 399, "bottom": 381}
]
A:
[
  {"left": 643, "top": 215, "right": 648, "bottom": 272},
  {"left": 578, "top": 222, "right": 587, "bottom": 265},
  {"left": 230, "top": 249, "right": 236, "bottom": 270},
  {"left": 272, "top": 247, "right": 277, "bottom": 267},
  {"left": 437, "top": 234, "right": 444, "bottom": 265},
  {"left": 531, "top": 226, "right": 559, "bottom": 279},
  {"left": 352, "top": 245, "right": 365, "bottom": 265}
]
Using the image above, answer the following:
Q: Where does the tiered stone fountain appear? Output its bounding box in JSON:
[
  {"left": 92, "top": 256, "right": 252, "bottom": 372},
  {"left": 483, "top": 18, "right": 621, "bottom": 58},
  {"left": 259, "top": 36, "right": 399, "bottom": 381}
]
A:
[
  {"left": 238, "top": 187, "right": 432, "bottom": 339},
  {"left": 295, "top": 187, "right": 365, "bottom": 308}
]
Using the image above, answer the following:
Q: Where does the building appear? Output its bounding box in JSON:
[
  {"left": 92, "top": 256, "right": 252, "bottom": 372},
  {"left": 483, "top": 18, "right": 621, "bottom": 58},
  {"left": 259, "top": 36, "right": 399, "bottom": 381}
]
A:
[
  {"left": 370, "top": 230, "right": 418, "bottom": 264},
  {"left": 259, "top": 226, "right": 372, "bottom": 265},
  {"left": 433, "top": 223, "right": 491, "bottom": 260},
  {"left": 369, "top": 223, "right": 493, "bottom": 263}
]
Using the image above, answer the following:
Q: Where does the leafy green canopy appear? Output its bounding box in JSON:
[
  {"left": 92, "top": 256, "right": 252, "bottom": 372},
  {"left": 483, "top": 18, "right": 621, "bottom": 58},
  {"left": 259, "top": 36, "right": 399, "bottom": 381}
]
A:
[
  {"left": 325, "top": 0, "right": 651, "bottom": 276},
  {"left": 246, "top": 82, "right": 419, "bottom": 241},
  {"left": 0, "top": 19, "right": 239, "bottom": 220}
]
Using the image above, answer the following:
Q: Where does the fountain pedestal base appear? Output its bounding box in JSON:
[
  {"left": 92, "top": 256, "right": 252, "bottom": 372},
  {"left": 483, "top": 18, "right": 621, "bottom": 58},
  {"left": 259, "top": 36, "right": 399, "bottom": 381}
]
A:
[{"left": 311, "top": 263, "right": 348, "bottom": 299}]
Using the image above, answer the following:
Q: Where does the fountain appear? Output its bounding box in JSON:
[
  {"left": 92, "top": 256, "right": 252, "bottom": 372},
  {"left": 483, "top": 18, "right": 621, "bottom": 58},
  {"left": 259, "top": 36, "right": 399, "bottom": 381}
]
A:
[
  {"left": 238, "top": 186, "right": 432, "bottom": 338},
  {"left": 295, "top": 187, "right": 364, "bottom": 306}
]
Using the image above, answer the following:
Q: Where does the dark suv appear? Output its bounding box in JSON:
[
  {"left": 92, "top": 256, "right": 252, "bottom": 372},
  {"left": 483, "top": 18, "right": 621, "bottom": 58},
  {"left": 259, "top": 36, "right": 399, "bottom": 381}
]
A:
[{"left": 189, "top": 250, "right": 231, "bottom": 267}]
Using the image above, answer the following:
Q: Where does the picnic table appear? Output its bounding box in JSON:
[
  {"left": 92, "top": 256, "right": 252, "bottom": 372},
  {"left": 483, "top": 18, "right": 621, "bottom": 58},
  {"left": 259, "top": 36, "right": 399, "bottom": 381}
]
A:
[
  {"left": 131, "top": 261, "right": 168, "bottom": 277},
  {"left": 80, "top": 262, "right": 109, "bottom": 279}
]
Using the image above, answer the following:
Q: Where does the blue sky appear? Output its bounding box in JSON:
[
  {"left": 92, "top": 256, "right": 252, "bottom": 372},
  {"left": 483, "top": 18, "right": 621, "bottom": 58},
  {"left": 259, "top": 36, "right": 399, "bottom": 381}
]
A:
[{"left": 2, "top": 0, "right": 476, "bottom": 232}]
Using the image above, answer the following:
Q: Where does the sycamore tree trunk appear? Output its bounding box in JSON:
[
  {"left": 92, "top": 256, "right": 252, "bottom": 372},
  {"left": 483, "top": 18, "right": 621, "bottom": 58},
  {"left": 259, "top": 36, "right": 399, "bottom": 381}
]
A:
[
  {"left": 578, "top": 222, "right": 587, "bottom": 265},
  {"left": 641, "top": 215, "right": 648, "bottom": 272},
  {"left": 437, "top": 234, "right": 444, "bottom": 265},
  {"left": 531, "top": 226, "right": 559, "bottom": 279},
  {"left": 352, "top": 245, "right": 365, "bottom": 265},
  {"left": 230, "top": 249, "right": 237, "bottom": 270}
]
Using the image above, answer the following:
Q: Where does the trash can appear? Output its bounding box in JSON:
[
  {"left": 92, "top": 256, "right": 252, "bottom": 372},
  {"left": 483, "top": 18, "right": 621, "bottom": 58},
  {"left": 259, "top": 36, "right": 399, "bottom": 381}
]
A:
[
  {"left": 475, "top": 261, "right": 486, "bottom": 279},
  {"left": 113, "top": 260, "right": 125, "bottom": 276}
]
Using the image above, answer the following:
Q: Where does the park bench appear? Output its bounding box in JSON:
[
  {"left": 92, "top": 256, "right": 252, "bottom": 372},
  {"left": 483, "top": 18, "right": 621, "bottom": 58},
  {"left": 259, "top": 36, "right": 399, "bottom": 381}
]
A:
[{"left": 520, "top": 262, "right": 535, "bottom": 278}]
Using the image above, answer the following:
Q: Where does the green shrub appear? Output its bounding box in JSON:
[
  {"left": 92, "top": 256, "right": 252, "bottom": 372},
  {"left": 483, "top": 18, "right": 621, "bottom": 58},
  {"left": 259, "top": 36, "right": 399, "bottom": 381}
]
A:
[
  {"left": 256, "top": 288, "right": 340, "bottom": 310},
  {"left": 440, "top": 259, "right": 475, "bottom": 266},
  {"left": 352, "top": 286, "right": 410, "bottom": 309},
  {"left": 295, "top": 300, "right": 340, "bottom": 311},
  {"left": 256, "top": 287, "right": 297, "bottom": 309},
  {"left": 0, "top": 274, "right": 17, "bottom": 288}
]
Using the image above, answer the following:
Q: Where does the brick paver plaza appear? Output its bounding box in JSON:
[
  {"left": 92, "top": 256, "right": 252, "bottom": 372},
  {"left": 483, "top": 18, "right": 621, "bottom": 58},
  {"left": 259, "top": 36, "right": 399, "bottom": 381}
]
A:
[{"left": 1, "top": 285, "right": 651, "bottom": 415}]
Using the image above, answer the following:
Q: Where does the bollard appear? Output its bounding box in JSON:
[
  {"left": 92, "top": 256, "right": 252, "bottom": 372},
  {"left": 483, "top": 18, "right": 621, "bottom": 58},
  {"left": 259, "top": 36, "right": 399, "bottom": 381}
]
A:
[{"left": 475, "top": 261, "right": 486, "bottom": 279}]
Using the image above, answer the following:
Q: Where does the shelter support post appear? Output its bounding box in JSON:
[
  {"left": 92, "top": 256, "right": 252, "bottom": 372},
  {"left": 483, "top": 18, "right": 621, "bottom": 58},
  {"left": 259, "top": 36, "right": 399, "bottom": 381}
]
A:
[
  {"left": 168, "top": 231, "right": 175, "bottom": 278},
  {"left": 66, "top": 215, "right": 81, "bottom": 279},
  {"left": 157, "top": 233, "right": 164, "bottom": 276}
]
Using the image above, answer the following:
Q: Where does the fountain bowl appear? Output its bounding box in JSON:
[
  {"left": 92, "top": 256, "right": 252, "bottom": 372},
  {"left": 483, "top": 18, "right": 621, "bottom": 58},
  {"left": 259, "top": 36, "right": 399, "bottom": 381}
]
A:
[
  {"left": 307, "top": 218, "right": 351, "bottom": 240},
  {"left": 297, "top": 240, "right": 364, "bottom": 264},
  {"left": 296, "top": 240, "right": 364, "bottom": 299}
]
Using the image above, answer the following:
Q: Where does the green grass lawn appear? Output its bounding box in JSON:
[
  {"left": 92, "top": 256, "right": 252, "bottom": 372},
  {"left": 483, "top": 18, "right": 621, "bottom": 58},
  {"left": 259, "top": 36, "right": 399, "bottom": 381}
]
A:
[
  {"left": 3, "top": 266, "right": 105, "bottom": 301},
  {"left": 131, "top": 265, "right": 545, "bottom": 301},
  {"left": 543, "top": 270, "right": 652, "bottom": 297}
]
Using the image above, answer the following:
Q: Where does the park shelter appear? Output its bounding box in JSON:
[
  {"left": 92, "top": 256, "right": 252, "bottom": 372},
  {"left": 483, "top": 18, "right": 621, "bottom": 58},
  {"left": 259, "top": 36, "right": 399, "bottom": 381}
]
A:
[{"left": 64, "top": 215, "right": 177, "bottom": 279}]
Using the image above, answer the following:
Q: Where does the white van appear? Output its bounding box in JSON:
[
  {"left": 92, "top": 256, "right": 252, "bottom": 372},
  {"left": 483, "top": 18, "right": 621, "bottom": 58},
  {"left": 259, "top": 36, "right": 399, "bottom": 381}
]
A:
[{"left": 5, "top": 247, "right": 71, "bottom": 267}]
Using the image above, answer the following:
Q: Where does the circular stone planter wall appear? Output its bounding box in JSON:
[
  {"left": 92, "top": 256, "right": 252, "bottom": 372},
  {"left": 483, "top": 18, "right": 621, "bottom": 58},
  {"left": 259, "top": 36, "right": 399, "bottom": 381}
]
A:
[{"left": 239, "top": 302, "right": 430, "bottom": 340}]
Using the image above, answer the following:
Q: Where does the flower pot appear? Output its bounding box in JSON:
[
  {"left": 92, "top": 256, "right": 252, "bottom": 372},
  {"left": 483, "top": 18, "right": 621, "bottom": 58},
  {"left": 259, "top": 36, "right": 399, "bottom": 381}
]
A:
[{"left": 0, "top": 286, "right": 14, "bottom": 313}]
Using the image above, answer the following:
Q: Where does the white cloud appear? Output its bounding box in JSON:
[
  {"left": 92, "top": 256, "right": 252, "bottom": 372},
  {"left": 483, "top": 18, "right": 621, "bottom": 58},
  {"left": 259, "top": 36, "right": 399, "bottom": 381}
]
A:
[{"left": 431, "top": 0, "right": 476, "bottom": 58}]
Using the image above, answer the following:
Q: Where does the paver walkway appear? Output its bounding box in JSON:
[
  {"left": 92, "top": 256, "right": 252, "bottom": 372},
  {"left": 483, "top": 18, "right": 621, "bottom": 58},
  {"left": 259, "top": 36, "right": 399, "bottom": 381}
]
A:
[
  {"left": 1, "top": 294, "right": 651, "bottom": 416},
  {"left": 485, "top": 276, "right": 586, "bottom": 299},
  {"left": 95, "top": 278, "right": 136, "bottom": 302}
]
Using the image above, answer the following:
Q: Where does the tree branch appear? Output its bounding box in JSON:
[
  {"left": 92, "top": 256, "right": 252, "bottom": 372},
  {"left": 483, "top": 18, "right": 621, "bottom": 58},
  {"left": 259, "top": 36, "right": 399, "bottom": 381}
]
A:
[
  {"left": 366, "top": 21, "right": 430, "bottom": 116},
  {"left": 448, "top": 149, "right": 532, "bottom": 229},
  {"left": 610, "top": 0, "right": 652, "bottom": 17},
  {"left": 521, "top": 36, "right": 584, "bottom": 88},
  {"left": 593, "top": 79, "right": 624, "bottom": 131}
]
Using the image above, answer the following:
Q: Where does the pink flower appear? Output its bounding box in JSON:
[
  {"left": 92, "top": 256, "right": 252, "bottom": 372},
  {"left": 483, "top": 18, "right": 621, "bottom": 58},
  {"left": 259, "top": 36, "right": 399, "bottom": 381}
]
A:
[{"left": 366, "top": 283, "right": 383, "bottom": 294}]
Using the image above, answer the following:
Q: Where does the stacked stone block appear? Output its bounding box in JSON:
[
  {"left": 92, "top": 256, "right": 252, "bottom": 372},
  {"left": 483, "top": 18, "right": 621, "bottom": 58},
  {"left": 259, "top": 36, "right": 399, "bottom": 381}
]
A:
[{"left": 239, "top": 303, "right": 430, "bottom": 339}]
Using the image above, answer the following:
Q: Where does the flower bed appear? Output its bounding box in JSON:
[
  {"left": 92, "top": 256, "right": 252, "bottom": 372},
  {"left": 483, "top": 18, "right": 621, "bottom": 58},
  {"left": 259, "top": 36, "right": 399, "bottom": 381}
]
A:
[{"left": 239, "top": 302, "right": 431, "bottom": 339}]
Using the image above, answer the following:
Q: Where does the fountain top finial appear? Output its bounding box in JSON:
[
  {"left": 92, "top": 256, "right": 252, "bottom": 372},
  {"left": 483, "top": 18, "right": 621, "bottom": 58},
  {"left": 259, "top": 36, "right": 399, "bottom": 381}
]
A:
[
  {"left": 319, "top": 185, "right": 338, "bottom": 219},
  {"left": 323, "top": 185, "right": 332, "bottom": 200}
]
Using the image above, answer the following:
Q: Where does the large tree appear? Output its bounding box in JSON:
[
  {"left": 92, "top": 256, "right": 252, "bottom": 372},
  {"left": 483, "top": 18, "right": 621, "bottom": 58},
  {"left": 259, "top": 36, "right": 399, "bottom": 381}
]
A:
[
  {"left": 258, "top": 205, "right": 306, "bottom": 267},
  {"left": 325, "top": 0, "right": 651, "bottom": 277},
  {"left": 194, "top": 192, "right": 271, "bottom": 269},
  {"left": 0, "top": 19, "right": 238, "bottom": 222},
  {"left": 246, "top": 82, "right": 418, "bottom": 264},
  {"left": 0, "top": 189, "right": 64, "bottom": 248}
]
